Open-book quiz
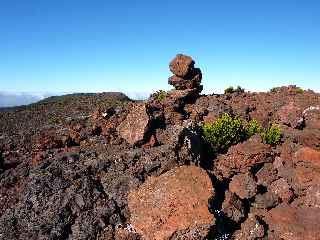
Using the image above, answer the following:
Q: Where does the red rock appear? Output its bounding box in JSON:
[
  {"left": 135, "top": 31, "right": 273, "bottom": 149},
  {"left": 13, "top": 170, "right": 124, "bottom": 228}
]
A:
[
  {"left": 303, "top": 106, "right": 320, "bottom": 129},
  {"left": 214, "top": 136, "right": 272, "bottom": 178},
  {"left": 294, "top": 147, "right": 320, "bottom": 168},
  {"left": 276, "top": 102, "right": 303, "bottom": 128},
  {"left": 168, "top": 68, "right": 202, "bottom": 90},
  {"left": 229, "top": 173, "right": 257, "bottom": 199},
  {"left": 269, "top": 178, "right": 293, "bottom": 203},
  {"left": 304, "top": 185, "right": 320, "bottom": 208},
  {"left": 255, "top": 163, "right": 278, "bottom": 187},
  {"left": 128, "top": 166, "right": 214, "bottom": 240},
  {"left": 169, "top": 54, "right": 194, "bottom": 77},
  {"left": 253, "top": 192, "right": 279, "bottom": 209},
  {"left": 264, "top": 204, "right": 320, "bottom": 240},
  {"left": 233, "top": 215, "right": 265, "bottom": 240},
  {"left": 221, "top": 191, "right": 245, "bottom": 223},
  {"left": 141, "top": 135, "right": 157, "bottom": 149},
  {"left": 117, "top": 103, "right": 150, "bottom": 145}
]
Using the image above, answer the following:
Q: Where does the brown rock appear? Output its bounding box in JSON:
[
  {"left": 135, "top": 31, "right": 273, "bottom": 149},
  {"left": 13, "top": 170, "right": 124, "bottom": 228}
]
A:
[
  {"left": 233, "top": 215, "right": 265, "bottom": 240},
  {"left": 214, "top": 136, "right": 272, "bottom": 179},
  {"left": 117, "top": 103, "right": 150, "bottom": 145},
  {"left": 169, "top": 54, "right": 194, "bottom": 77},
  {"left": 276, "top": 102, "right": 304, "bottom": 128},
  {"left": 304, "top": 185, "right": 320, "bottom": 208},
  {"left": 229, "top": 173, "right": 257, "bottom": 199},
  {"left": 294, "top": 147, "right": 320, "bottom": 168},
  {"left": 221, "top": 191, "right": 245, "bottom": 223},
  {"left": 303, "top": 106, "right": 320, "bottom": 129},
  {"left": 114, "top": 226, "right": 141, "bottom": 240},
  {"left": 269, "top": 178, "right": 293, "bottom": 203},
  {"left": 168, "top": 68, "right": 202, "bottom": 90},
  {"left": 255, "top": 163, "right": 278, "bottom": 187},
  {"left": 264, "top": 204, "right": 320, "bottom": 240},
  {"left": 253, "top": 192, "right": 279, "bottom": 209},
  {"left": 128, "top": 166, "right": 214, "bottom": 240}
]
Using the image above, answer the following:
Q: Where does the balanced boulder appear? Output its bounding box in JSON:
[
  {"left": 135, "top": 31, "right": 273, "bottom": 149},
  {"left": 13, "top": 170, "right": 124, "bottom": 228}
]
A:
[{"left": 168, "top": 54, "right": 203, "bottom": 92}]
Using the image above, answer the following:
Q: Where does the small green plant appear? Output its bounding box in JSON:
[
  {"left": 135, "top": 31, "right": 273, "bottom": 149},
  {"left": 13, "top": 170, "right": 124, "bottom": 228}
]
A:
[
  {"left": 270, "top": 87, "right": 280, "bottom": 92},
  {"left": 152, "top": 90, "right": 167, "bottom": 102},
  {"left": 261, "top": 124, "right": 281, "bottom": 145},
  {"left": 201, "top": 114, "right": 244, "bottom": 152},
  {"left": 244, "top": 119, "right": 261, "bottom": 139},
  {"left": 224, "top": 86, "right": 235, "bottom": 94},
  {"left": 224, "top": 86, "right": 245, "bottom": 94},
  {"left": 201, "top": 114, "right": 262, "bottom": 153},
  {"left": 295, "top": 87, "right": 304, "bottom": 93}
]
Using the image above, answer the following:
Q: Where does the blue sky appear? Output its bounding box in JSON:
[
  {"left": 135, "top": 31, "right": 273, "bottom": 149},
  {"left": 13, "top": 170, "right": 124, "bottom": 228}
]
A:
[{"left": 0, "top": 0, "right": 319, "bottom": 100}]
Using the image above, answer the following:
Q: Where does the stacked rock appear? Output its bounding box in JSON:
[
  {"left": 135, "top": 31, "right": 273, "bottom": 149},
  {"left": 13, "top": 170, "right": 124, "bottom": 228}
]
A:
[{"left": 168, "top": 54, "right": 203, "bottom": 92}]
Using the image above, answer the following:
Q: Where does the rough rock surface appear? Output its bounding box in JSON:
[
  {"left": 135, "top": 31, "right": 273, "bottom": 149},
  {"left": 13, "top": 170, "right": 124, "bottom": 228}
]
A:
[
  {"left": 127, "top": 166, "right": 214, "bottom": 240},
  {"left": 214, "top": 136, "right": 272, "bottom": 179},
  {"left": 168, "top": 54, "right": 202, "bottom": 92},
  {"left": 229, "top": 173, "right": 258, "bottom": 199},
  {"left": 117, "top": 103, "right": 150, "bottom": 145},
  {"left": 265, "top": 204, "right": 320, "bottom": 240},
  {"left": 169, "top": 54, "right": 194, "bottom": 78}
]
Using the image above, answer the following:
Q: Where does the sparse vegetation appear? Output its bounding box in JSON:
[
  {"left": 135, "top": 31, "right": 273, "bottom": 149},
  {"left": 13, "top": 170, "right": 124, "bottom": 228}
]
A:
[
  {"left": 261, "top": 124, "right": 281, "bottom": 145},
  {"left": 224, "top": 86, "right": 245, "bottom": 94},
  {"left": 244, "top": 119, "right": 261, "bottom": 139},
  {"left": 295, "top": 87, "right": 304, "bottom": 93},
  {"left": 270, "top": 87, "right": 280, "bottom": 92},
  {"left": 152, "top": 90, "right": 167, "bottom": 102},
  {"left": 201, "top": 114, "right": 260, "bottom": 153}
]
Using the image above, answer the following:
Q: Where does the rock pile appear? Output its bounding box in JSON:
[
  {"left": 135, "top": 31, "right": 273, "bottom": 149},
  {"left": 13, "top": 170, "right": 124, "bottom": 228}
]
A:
[{"left": 168, "top": 54, "right": 203, "bottom": 93}]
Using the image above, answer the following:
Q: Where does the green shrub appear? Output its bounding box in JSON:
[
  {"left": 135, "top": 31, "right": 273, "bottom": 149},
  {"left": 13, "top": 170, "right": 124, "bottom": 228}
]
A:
[
  {"left": 261, "top": 125, "right": 281, "bottom": 145},
  {"left": 201, "top": 114, "right": 262, "bottom": 153},
  {"left": 224, "top": 86, "right": 235, "bottom": 94},
  {"left": 270, "top": 87, "right": 280, "bottom": 92},
  {"left": 295, "top": 87, "right": 304, "bottom": 93},
  {"left": 235, "top": 85, "right": 245, "bottom": 93},
  {"left": 201, "top": 114, "right": 244, "bottom": 152},
  {"left": 152, "top": 90, "right": 167, "bottom": 102},
  {"left": 244, "top": 119, "right": 261, "bottom": 139},
  {"left": 224, "top": 86, "right": 245, "bottom": 94}
]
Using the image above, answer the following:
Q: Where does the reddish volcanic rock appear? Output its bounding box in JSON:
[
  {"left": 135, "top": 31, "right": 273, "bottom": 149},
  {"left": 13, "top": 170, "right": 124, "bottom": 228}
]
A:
[
  {"left": 117, "top": 103, "right": 150, "bottom": 145},
  {"left": 127, "top": 165, "right": 214, "bottom": 240},
  {"left": 276, "top": 102, "right": 304, "bottom": 128},
  {"left": 221, "top": 191, "right": 245, "bottom": 223},
  {"left": 264, "top": 204, "right": 320, "bottom": 240},
  {"left": 214, "top": 136, "right": 272, "bottom": 178},
  {"left": 169, "top": 54, "right": 194, "bottom": 77},
  {"left": 233, "top": 215, "right": 265, "bottom": 240},
  {"left": 168, "top": 68, "right": 202, "bottom": 90},
  {"left": 229, "top": 173, "right": 257, "bottom": 199},
  {"left": 303, "top": 105, "right": 320, "bottom": 129},
  {"left": 304, "top": 185, "right": 320, "bottom": 208},
  {"left": 294, "top": 147, "right": 320, "bottom": 168},
  {"left": 256, "top": 163, "right": 278, "bottom": 187},
  {"left": 269, "top": 178, "right": 294, "bottom": 203}
]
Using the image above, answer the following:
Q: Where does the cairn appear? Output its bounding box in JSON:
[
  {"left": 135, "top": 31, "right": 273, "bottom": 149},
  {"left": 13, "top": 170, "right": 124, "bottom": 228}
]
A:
[{"left": 168, "top": 54, "right": 203, "bottom": 93}]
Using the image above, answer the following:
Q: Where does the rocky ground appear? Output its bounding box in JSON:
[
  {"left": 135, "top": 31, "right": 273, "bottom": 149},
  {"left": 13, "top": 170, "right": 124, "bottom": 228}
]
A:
[{"left": 1, "top": 55, "right": 320, "bottom": 240}]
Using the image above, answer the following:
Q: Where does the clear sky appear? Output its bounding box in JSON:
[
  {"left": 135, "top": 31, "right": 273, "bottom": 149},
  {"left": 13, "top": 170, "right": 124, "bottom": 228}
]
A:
[{"left": 1, "top": 0, "right": 320, "bottom": 96}]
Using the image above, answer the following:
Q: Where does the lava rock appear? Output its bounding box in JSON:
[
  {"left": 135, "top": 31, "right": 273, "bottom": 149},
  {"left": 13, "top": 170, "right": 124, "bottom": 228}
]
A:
[
  {"left": 221, "top": 191, "right": 246, "bottom": 223},
  {"left": 276, "top": 102, "right": 304, "bottom": 128},
  {"left": 264, "top": 204, "right": 320, "bottom": 240},
  {"left": 128, "top": 165, "right": 215, "bottom": 240},
  {"left": 169, "top": 54, "right": 195, "bottom": 77},
  {"left": 269, "top": 178, "right": 293, "bottom": 203},
  {"left": 229, "top": 173, "right": 258, "bottom": 199},
  {"left": 117, "top": 103, "right": 151, "bottom": 145}
]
